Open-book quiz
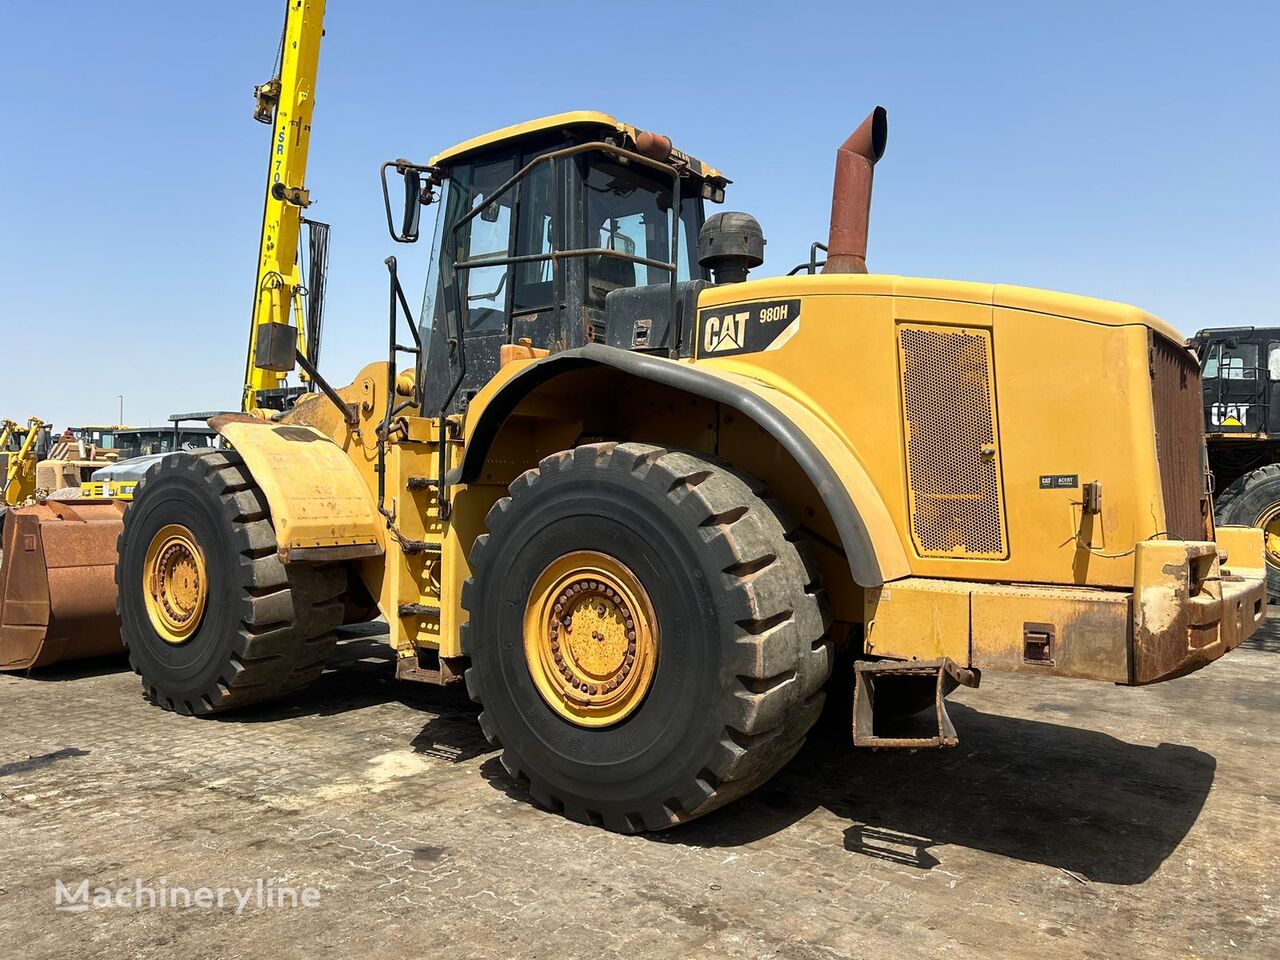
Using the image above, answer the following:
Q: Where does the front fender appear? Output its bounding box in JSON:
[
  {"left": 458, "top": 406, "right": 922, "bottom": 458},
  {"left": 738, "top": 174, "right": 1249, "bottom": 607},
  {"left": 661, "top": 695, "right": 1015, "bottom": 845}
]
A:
[
  {"left": 212, "top": 417, "right": 383, "bottom": 562},
  {"left": 455, "top": 345, "right": 909, "bottom": 587}
]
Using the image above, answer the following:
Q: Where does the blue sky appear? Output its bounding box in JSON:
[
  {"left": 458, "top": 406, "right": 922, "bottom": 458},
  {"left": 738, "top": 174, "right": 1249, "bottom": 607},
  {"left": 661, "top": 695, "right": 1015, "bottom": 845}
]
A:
[{"left": 1, "top": 0, "right": 1276, "bottom": 427}]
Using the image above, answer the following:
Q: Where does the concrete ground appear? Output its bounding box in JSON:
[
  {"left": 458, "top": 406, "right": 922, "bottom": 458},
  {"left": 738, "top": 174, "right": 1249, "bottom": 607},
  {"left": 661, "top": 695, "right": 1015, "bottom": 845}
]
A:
[{"left": 1, "top": 619, "right": 1276, "bottom": 960}]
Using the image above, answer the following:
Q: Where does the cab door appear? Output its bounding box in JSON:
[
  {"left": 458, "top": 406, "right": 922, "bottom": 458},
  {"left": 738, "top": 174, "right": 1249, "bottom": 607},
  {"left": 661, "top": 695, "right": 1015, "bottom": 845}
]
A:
[{"left": 1202, "top": 339, "right": 1264, "bottom": 433}]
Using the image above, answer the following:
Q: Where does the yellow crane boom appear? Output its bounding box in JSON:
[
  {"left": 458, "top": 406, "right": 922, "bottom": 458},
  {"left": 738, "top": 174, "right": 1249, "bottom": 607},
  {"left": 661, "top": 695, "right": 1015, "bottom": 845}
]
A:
[{"left": 243, "top": 0, "right": 326, "bottom": 414}]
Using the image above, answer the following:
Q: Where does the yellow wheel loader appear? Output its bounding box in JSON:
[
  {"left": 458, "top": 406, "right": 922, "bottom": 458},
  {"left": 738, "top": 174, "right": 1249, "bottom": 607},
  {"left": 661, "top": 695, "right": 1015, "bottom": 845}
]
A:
[
  {"left": 2, "top": 1, "right": 1267, "bottom": 832},
  {"left": 112, "top": 103, "right": 1264, "bottom": 830}
]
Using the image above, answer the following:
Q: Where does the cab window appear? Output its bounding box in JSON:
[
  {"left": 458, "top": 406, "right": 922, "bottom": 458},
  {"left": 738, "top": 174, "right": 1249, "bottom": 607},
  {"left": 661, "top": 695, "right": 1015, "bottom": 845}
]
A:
[
  {"left": 1203, "top": 342, "right": 1259, "bottom": 380},
  {"left": 582, "top": 159, "right": 697, "bottom": 308},
  {"left": 513, "top": 162, "right": 555, "bottom": 313},
  {"left": 460, "top": 158, "right": 516, "bottom": 333}
]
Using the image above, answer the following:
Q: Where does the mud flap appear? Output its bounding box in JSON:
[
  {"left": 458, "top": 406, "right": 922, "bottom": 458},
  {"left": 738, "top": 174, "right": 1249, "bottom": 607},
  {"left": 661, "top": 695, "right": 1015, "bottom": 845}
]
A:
[
  {"left": 852, "top": 658, "right": 978, "bottom": 749},
  {"left": 0, "top": 500, "right": 126, "bottom": 670}
]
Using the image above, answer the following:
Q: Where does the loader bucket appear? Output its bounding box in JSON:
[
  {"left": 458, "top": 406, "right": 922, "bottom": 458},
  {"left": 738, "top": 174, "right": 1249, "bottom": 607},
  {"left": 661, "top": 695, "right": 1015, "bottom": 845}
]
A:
[{"left": 0, "top": 500, "right": 126, "bottom": 670}]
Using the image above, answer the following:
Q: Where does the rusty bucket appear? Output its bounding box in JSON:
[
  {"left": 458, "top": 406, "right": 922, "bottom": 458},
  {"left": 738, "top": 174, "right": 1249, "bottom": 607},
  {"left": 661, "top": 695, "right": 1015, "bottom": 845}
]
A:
[{"left": 0, "top": 500, "right": 126, "bottom": 670}]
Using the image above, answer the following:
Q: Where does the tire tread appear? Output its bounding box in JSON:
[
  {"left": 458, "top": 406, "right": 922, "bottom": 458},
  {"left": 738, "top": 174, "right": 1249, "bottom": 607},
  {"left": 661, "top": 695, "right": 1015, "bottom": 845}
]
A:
[
  {"left": 117, "top": 449, "right": 345, "bottom": 714},
  {"left": 461, "top": 441, "right": 831, "bottom": 832}
]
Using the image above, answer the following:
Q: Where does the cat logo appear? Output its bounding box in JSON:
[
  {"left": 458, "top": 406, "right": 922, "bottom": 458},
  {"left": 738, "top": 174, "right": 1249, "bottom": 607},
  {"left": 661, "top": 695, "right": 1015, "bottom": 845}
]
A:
[
  {"left": 1210, "top": 402, "right": 1249, "bottom": 428},
  {"left": 702, "top": 311, "right": 749, "bottom": 353},
  {"left": 697, "top": 298, "right": 801, "bottom": 357}
]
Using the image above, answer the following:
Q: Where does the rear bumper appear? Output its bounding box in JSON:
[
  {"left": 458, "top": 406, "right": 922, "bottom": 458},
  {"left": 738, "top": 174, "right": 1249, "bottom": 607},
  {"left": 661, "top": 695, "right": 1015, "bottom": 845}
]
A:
[
  {"left": 862, "top": 527, "right": 1267, "bottom": 685},
  {"left": 1131, "top": 526, "right": 1266, "bottom": 684}
]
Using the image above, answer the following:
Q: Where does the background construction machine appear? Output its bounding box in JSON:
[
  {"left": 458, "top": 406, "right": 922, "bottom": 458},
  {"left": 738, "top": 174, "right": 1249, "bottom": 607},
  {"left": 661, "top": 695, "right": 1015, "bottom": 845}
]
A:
[
  {"left": 0, "top": 0, "right": 328, "bottom": 672},
  {"left": 1190, "top": 326, "right": 1280, "bottom": 599},
  {"left": 35, "top": 425, "right": 127, "bottom": 498},
  {"left": 81, "top": 418, "right": 223, "bottom": 501},
  {"left": 2, "top": 1, "right": 1267, "bottom": 834},
  {"left": 1, "top": 417, "right": 48, "bottom": 506}
]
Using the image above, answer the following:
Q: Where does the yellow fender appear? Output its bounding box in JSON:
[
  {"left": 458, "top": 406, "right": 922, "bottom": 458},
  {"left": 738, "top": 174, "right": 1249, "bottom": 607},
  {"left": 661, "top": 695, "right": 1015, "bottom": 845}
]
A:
[{"left": 212, "top": 417, "right": 383, "bottom": 562}]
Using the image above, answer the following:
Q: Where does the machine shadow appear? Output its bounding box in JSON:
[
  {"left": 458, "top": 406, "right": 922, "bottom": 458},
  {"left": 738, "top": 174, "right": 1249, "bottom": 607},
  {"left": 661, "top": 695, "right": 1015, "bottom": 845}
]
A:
[
  {"left": 213, "top": 627, "right": 476, "bottom": 724},
  {"left": 37, "top": 617, "right": 1216, "bottom": 884},
  {"left": 1242, "top": 614, "right": 1280, "bottom": 653},
  {"left": 646, "top": 702, "right": 1215, "bottom": 885}
]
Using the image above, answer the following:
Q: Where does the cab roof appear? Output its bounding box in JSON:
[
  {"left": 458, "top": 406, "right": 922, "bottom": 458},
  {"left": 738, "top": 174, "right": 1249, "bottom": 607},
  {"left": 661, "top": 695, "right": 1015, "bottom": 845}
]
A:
[{"left": 429, "top": 110, "right": 725, "bottom": 181}]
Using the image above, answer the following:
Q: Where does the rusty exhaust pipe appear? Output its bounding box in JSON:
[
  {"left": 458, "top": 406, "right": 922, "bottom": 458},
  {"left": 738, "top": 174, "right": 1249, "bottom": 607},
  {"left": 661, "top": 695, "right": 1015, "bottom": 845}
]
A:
[{"left": 822, "top": 106, "right": 888, "bottom": 274}]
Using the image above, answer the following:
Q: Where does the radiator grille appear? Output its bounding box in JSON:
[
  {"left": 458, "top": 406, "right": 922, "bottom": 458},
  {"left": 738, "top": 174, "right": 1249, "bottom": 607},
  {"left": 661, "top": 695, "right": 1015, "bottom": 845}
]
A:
[
  {"left": 899, "top": 324, "right": 1007, "bottom": 558},
  {"left": 1150, "top": 333, "right": 1208, "bottom": 541}
]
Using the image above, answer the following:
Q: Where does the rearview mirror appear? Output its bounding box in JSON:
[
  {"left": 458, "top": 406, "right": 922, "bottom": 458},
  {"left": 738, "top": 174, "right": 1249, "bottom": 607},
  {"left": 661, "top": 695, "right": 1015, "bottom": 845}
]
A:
[
  {"left": 401, "top": 168, "right": 423, "bottom": 241},
  {"left": 379, "top": 159, "right": 436, "bottom": 243}
]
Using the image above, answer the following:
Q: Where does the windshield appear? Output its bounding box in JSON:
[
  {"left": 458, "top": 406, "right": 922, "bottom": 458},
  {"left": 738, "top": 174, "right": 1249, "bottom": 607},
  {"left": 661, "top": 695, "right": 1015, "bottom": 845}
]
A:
[
  {"left": 419, "top": 177, "right": 452, "bottom": 350},
  {"left": 112, "top": 430, "right": 215, "bottom": 459}
]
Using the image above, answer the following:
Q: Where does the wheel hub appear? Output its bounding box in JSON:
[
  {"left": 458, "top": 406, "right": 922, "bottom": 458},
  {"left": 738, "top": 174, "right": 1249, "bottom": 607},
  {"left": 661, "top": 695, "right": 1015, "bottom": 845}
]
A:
[
  {"left": 1258, "top": 503, "right": 1280, "bottom": 569},
  {"left": 524, "top": 551, "right": 658, "bottom": 727},
  {"left": 143, "top": 524, "right": 208, "bottom": 644}
]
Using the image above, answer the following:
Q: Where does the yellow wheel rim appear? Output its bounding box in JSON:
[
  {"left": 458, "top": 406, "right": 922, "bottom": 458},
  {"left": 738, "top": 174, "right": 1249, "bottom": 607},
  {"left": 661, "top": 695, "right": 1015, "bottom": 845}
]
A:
[
  {"left": 143, "top": 524, "right": 208, "bottom": 644},
  {"left": 1259, "top": 503, "right": 1280, "bottom": 569},
  {"left": 523, "top": 551, "right": 659, "bottom": 728}
]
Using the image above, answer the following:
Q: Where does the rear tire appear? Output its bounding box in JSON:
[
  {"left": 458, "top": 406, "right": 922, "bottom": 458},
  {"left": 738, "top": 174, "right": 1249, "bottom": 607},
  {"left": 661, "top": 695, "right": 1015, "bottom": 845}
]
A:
[
  {"left": 1215, "top": 463, "right": 1280, "bottom": 601},
  {"left": 462, "top": 442, "right": 832, "bottom": 832},
  {"left": 116, "top": 450, "right": 345, "bottom": 715}
]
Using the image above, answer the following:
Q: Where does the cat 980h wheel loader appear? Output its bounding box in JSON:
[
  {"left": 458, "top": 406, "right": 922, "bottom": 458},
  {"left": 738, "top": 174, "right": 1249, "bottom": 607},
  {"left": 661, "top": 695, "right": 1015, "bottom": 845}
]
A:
[
  {"left": 116, "top": 100, "right": 1266, "bottom": 830},
  {"left": 3, "top": 0, "right": 1268, "bottom": 832}
]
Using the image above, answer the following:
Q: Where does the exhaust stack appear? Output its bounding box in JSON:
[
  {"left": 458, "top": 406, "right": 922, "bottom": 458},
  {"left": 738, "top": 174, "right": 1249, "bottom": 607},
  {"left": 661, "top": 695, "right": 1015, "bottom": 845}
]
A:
[{"left": 822, "top": 106, "right": 888, "bottom": 274}]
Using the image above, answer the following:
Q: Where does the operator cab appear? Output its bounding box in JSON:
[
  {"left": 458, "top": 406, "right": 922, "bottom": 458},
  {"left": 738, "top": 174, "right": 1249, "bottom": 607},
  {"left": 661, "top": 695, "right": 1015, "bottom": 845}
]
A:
[
  {"left": 384, "top": 112, "right": 730, "bottom": 415},
  {"left": 1191, "top": 327, "right": 1280, "bottom": 437}
]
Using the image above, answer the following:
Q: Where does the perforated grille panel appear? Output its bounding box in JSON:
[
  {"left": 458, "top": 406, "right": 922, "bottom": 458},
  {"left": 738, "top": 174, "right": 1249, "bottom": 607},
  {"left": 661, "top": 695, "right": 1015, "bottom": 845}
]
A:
[{"left": 899, "top": 324, "right": 1008, "bottom": 559}]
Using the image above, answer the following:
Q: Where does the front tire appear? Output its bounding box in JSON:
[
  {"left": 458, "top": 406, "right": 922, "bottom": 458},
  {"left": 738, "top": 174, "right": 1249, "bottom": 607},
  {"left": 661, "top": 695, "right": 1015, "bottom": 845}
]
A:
[
  {"left": 116, "top": 450, "right": 345, "bottom": 715},
  {"left": 462, "top": 443, "right": 831, "bottom": 832},
  {"left": 1215, "top": 462, "right": 1280, "bottom": 601}
]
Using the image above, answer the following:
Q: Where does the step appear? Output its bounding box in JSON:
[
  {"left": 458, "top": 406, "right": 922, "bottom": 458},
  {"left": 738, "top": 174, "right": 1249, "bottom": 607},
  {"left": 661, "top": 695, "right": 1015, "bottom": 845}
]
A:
[{"left": 852, "top": 657, "right": 978, "bottom": 750}]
